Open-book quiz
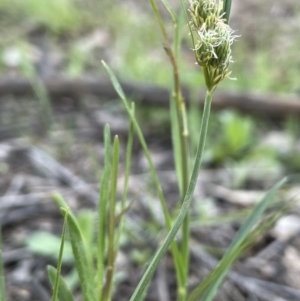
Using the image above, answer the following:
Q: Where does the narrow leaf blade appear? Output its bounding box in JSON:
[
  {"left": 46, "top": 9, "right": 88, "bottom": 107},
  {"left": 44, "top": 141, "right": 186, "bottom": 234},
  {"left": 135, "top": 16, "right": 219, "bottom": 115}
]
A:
[
  {"left": 62, "top": 208, "right": 96, "bottom": 301},
  {"left": 47, "top": 266, "right": 75, "bottom": 301},
  {"left": 51, "top": 208, "right": 69, "bottom": 301},
  {"left": 222, "top": 0, "right": 232, "bottom": 24},
  {"left": 188, "top": 177, "right": 287, "bottom": 301},
  {"left": 97, "top": 124, "right": 111, "bottom": 297}
]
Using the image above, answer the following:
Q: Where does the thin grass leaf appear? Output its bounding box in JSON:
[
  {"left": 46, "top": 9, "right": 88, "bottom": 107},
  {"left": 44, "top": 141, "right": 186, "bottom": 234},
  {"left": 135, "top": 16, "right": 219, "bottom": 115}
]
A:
[
  {"left": 180, "top": 0, "right": 196, "bottom": 49},
  {"left": 76, "top": 210, "right": 95, "bottom": 280},
  {"left": 150, "top": 0, "right": 173, "bottom": 43},
  {"left": 227, "top": 178, "right": 286, "bottom": 250},
  {"left": 170, "top": 93, "right": 183, "bottom": 194},
  {"left": 102, "top": 136, "right": 120, "bottom": 301},
  {"left": 100, "top": 63, "right": 171, "bottom": 225},
  {"left": 101, "top": 60, "right": 185, "bottom": 286},
  {"left": 51, "top": 208, "right": 69, "bottom": 301},
  {"left": 129, "top": 91, "right": 213, "bottom": 301},
  {"left": 0, "top": 224, "right": 6, "bottom": 301},
  {"left": 97, "top": 124, "right": 111, "bottom": 299},
  {"left": 222, "top": 0, "right": 232, "bottom": 24},
  {"left": 188, "top": 177, "right": 287, "bottom": 301},
  {"left": 53, "top": 193, "right": 70, "bottom": 210},
  {"left": 173, "top": 8, "right": 185, "bottom": 60},
  {"left": 115, "top": 103, "right": 134, "bottom": 248},
  {"left": 155, "top": 4, "right": 191, "bottom": 296},
  {"left": 54, "top": 188, "right": 95, "bottom": 277},
  {"left": 160, "top": 0, "right": 177, "bottom": 23},
  {"left": 48, "top": 266, "right": 75, "bottom": 301},
  {"left": 200, "top": 202, "right": 291, "bottom": 301},
  {"left": 61, "top": 207, "right": 97, "bottom": 301}
]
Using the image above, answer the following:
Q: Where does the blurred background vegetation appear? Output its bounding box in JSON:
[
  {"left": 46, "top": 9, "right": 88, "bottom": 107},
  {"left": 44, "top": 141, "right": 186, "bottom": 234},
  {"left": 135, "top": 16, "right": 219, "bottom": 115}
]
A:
[
  {"left": 0, "top": 0, "right": 299, "bottom": 90},
  {"left": 0, "top": 0, "right": 300, "bottom": 172},
  {"left": 0, "top": 0, "right": 300, "bottom": 93}
]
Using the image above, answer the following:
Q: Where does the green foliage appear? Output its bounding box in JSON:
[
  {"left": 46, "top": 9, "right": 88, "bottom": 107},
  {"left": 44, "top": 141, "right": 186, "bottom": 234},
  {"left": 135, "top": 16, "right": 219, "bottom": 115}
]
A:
[
  {"left": 26, "top": 231, "right": 73, "bottom": 262},
  {"left": 50, "top": 208, "right": 69, "bottom": 301},
  {"left": 211, "top": 111, "right": 255, "bottom": 162},
  {"left": 0, "top": 0, "right": 88, "bottom": 34},
  {"left": 187, "top": 178, "right": 286, "bottom": 301},
  {"left": 48, "top": 266, "right": 75, "bottom": 301},
  {"left": 61, "top": 207, "right": 97, "bottom": 301},
  {"left": 0, "top": 1, "right": 292, "bottom": 301},
  {"left": 67, "top": 47, "right": 88, "bottom": 77}
]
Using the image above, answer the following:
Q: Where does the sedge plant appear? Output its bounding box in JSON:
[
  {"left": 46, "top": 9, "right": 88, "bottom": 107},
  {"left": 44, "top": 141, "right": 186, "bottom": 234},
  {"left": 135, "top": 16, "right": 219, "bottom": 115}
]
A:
[
  {"left": 0, "top": 1, "right": 289, "bottom": 301},
  {"left": 48, "top": 0, "right": 285, "bottom": 301}
]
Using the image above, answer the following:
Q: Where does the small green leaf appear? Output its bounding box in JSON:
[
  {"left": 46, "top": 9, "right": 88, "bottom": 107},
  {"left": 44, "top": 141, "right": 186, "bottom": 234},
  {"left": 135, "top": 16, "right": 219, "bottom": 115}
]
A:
[
  {"left": 97, "top": 124, "right": 112, "bottom": 298},
  {"left": 51, "top": 207, "right": 69, "bottom": 301},
  {"left": 53, "top": 193, "right": 69, "bottom": 210},
  {"left": 102, "top": 136, "right": 120, "bottom": 301},
  {"left": 160, "top": 0, "right": 177, "bottom": 23},
  {"left": 129, "top": 91, "right": 213, "bottom": 301},
  {"left": 61, "top": 208, "right": 97, "bottom": 301},
  {"left": 77, "top": 210, "right": 96, "bottom": 277},
  {"left": 26, "top": 232, "right": 73, "bottom": 262},
  {"left": 48, "top": 266, "right": 75, "bottom": 301}
]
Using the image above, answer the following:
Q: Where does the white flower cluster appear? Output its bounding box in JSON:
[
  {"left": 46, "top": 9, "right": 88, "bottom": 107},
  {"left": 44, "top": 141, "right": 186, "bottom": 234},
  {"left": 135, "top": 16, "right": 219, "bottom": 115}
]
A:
[{"left": 188, "top": 0, "right": 237, "bottom": 91}]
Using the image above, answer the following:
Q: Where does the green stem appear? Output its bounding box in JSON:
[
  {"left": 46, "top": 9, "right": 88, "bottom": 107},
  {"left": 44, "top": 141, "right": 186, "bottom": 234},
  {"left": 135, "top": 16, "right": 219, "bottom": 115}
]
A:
[
  {"left": 102, "top": 60, "right": 185, "bottom": 286},
  {"left": 97, "top": 125, "right": 111, "bottom": 300},
  {"left": 115, "top": 103, "right": 134, "bottom": 254},
  {"left": 51, "top": 209, "right": 68, "bottom": 301},
  {"left": 170, "top": 7, "right": 190, "bottom": 299},
  {"left": 130, "top": 91, "right": 213, "bottom": 301},
  {"left": 102, "top": 136, "right": 120, "bottom": 301},
  {"left": 175, "top": 96, "right": 190, "bottom": 301}
]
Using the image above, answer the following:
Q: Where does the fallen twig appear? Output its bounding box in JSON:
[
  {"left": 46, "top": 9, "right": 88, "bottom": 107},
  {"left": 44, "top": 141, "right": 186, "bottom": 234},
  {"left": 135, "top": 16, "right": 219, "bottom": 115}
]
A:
[{"left": 0, "top": 76, "right": 299, "bottom": 118}]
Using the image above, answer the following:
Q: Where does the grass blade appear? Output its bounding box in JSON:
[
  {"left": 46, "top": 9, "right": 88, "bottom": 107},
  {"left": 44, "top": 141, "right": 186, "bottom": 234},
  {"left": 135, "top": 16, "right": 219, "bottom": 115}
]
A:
[
  {"left": 160, "top": 0, "right": 177, "bottom": 23},
  {"left": 47, "top": 266, "right": 75, "bottom": 301},
  {"left": 50, "top": 208, "right": 69, "bottom": 301},
  {"left": 170, "top": 93, "right": 183, "bottom": 194},
  {"left": 129, "top": 91, "right": 213, "bottom": 301},
  {"left": 101, "top": 58, "right": 171, "bottom": 227},
  {"left": 200, "top": 203, "right": 290, "bottom": 301},
  {"left": 61, "top": 207, "right": 97, "bottom": 301},
  {"left": 226, "top": 178, "right": 286, "bottom": 251},
  {"left": 188, "top": 177, "right": 287, "bottom": 301},
  {"left": 53, "top": 192, "right": 69, "bottom": 209},
  {"left": 222, "top": 0, "right": 232, "bottom": 24},
  {"left": 115, "top": 103, "right": 134, "bottom": 250},
  {"left": 97, "top": 124, "right": 111, "bottom": 299},
  {"left": 102, "top": 136, "right": 120, "bottom": 301},
  {"left": 101, "top": 60, "right": 185, "bottom": 287}
]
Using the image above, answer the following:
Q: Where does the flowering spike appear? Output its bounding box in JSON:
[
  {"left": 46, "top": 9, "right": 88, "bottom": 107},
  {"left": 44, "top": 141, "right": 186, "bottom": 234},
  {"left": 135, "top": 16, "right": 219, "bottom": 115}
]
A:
[{"left": 188, "top": 0, "right": 237, "bottom": 91}]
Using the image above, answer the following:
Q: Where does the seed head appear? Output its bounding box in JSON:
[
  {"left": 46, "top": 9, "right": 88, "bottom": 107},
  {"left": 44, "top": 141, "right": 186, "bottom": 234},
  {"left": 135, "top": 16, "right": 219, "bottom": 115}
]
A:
[
  {"left": 188, "top": 0, "right": 237, "bottom": 91},
  {"left": 189, "top": 0, "right": 223, "bottom": 30}
]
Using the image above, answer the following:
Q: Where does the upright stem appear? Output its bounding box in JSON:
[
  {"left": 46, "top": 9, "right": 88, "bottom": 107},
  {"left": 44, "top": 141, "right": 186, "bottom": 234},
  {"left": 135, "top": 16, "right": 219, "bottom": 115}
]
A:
[
  {"left": 102, "top": 136, "right": 120, "bottom": 301},
  {"left": 149, "top": 0, "right": 188, "bottom": 292},
  {"left": 174, "top": 83, "right": 190, "bottom": 301},
  {"left": 130, "top": 91, "right": 213, "bottom": 301},
  {"left": 166, "top": 8, "right": 190, "bottom": 300}
]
